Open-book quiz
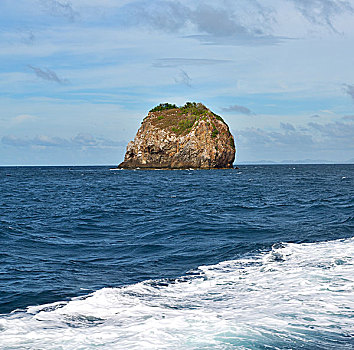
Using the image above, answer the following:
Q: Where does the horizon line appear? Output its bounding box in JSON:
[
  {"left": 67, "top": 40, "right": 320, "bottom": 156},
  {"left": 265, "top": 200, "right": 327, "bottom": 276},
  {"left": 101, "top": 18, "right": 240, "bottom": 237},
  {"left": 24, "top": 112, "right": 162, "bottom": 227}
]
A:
[{"left": 0, "top": 162, "right": 353, "bottom": 167}]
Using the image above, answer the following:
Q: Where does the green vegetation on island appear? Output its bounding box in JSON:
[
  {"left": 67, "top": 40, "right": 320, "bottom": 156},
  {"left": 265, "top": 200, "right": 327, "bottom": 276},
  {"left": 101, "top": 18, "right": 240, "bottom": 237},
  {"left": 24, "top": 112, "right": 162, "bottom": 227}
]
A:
[
  {"left": 149, "top": 103, "right": 178, "bottom": 112},
  {"left": 148, "top": 102, "right": 231, "bottom": 139}
]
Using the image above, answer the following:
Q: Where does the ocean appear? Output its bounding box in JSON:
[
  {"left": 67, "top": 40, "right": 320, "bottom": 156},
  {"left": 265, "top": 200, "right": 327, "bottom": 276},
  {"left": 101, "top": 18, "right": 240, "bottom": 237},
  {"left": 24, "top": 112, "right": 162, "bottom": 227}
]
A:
[{"left": 0, "top": 165, "right": 353, "bottom": 349}]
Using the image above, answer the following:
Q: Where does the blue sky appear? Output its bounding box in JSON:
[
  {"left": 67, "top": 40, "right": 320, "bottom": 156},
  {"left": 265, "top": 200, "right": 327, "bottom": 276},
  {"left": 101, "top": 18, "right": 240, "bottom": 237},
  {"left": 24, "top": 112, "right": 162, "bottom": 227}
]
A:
[{"left": 1, "top": 0, "right": 354, "bottom": 165}]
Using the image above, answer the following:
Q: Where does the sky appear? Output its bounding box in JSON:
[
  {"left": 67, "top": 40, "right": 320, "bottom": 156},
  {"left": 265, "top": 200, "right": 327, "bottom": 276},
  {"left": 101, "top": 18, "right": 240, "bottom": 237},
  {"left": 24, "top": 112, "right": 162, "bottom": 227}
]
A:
[{"left": 1, "top": 0, "right": 354, "bottom": 165}]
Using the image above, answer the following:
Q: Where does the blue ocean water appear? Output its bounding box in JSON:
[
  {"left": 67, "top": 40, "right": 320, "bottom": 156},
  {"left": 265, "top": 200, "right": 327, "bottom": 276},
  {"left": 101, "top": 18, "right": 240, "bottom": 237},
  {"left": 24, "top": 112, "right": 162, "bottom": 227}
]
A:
[{"left": 0, "top": 165, "right": 353, "bottom": 349}]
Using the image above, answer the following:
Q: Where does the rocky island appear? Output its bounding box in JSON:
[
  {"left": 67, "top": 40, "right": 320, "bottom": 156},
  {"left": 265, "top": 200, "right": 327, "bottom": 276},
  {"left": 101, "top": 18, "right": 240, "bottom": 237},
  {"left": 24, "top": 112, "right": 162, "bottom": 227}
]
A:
[{"left": 118, "top": 102, "right": 235, "bottom": 169}]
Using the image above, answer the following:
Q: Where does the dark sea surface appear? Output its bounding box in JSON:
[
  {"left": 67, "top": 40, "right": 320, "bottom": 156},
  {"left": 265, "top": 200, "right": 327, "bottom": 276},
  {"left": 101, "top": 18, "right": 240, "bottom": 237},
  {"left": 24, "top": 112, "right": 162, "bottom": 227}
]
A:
[{"left": 0, "top": 165, "right": 353, "bottom": 349}]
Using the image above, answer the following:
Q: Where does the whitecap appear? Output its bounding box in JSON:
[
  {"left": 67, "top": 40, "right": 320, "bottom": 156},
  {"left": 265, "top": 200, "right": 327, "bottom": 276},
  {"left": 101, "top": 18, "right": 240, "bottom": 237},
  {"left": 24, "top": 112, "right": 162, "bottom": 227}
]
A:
[{"left": 0, "top": 238, "right": 353, "bottom": 349}]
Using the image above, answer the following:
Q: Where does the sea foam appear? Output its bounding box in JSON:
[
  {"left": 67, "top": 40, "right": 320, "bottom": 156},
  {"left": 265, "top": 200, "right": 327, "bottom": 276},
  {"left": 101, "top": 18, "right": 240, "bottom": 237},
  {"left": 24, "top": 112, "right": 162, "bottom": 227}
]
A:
[{"left": 0, "top": 238, "right": 353, "bottom": 349}]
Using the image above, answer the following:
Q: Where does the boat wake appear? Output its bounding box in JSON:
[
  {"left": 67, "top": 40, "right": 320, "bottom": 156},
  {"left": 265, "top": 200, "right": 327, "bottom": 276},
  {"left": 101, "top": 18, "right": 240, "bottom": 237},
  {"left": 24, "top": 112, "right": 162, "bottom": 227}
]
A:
[{"left": 1, "top": 238, "right": 353, "bottom": 349}]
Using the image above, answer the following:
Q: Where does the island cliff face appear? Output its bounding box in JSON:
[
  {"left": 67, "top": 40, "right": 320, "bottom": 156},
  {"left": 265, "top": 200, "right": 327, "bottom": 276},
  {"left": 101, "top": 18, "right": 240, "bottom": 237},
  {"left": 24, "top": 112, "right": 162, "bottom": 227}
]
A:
[{"left": 118, "top": 102, "right": 236, "bottom": 169}]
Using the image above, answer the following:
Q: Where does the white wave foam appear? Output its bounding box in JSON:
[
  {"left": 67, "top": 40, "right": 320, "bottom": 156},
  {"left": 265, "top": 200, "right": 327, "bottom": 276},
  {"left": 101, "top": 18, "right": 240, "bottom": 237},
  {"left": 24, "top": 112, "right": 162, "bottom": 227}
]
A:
[{"left": 1, "top": 238, "right": 353, "bottom": 349}]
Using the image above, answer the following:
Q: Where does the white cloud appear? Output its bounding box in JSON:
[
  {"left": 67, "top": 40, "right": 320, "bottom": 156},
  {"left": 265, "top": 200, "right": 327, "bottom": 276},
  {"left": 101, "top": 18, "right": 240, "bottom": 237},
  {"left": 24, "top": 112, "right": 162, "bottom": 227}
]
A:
[
  {"left": 1, "top": 133, "right": 127, "bottom": 149},
  {"left": 40, "top": 0, "right": 78, "bottom": 21},
  {"left": 12, "top": 114, "right": 39, "bottom": 124},
  {"left": 1, "top": 0, "right": 354, "bottom": 164},
  {"left": 153, "top": 58, "right": 231, "bottom": 68},
  {"left": 174, "top": 69, "right": 192, "bottom": 87},
  {"left": 222, "top": 104, "right": 255, "bottom": 115},
  {"left": 343, "top": 83, "right": 354, "bottom": 100},
  {"left": 288, "top": 0, "right": 354, "bottom": 31},
  {"left": 28, "top": 65, "right": 69, "bottom": 84}
]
